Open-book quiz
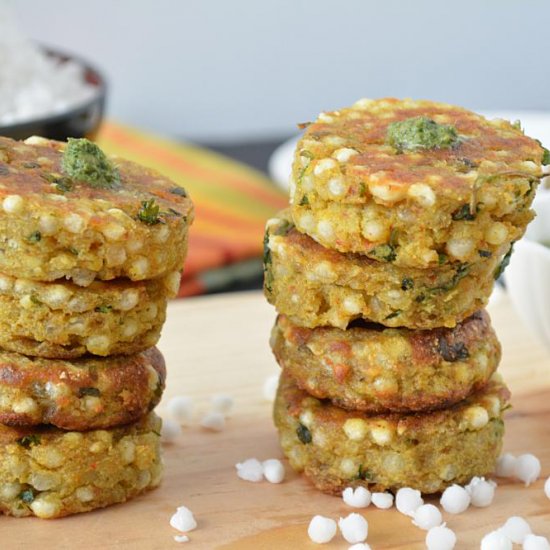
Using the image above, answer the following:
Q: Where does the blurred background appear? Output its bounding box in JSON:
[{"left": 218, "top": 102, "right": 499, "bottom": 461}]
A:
[
  {"left": 2, "top": 0, "right": 550, "bottom": 306},
  {"left": 12, "top": 0, "right": 550, "bottom": 141}
]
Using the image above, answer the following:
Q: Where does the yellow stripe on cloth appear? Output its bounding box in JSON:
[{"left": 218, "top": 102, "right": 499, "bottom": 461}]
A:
[{"left": 96, "top": 121, "right": 287, "bottom": 294}]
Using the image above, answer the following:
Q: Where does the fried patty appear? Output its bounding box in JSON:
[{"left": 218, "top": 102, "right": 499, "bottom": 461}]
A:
[
  {"left": 0, "top": 412, "right": 162, "bottom": 518},
  {"left": 264, "top": 210, "right": 505, "bottom": 329},
  {"left": 0, "top": 270, "right": 180, "bottom": 358},
  {"left": 274, "top": 372, "right": 508, "bottom": 495},
  {"left": 0, "top": 347, "right": 165, "bottom": 430},
  {"left": 290, "top": 98, "right": 544, "bottom": 268},
  {"left": 0, "top": 136, "right": 193, "bottom": 284},
  {"left": 271, "top": 311, "right": 499, "bottom": 413}
]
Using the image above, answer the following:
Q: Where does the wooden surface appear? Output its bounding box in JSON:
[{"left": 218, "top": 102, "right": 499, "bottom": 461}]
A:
[{"left": 1, "top": 290, "right": 549, "bottom": 549}]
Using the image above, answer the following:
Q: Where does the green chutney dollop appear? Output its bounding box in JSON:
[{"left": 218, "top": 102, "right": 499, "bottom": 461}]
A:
[
  {"left": 386, "top": 116, "right": 459, "bottom": 152},
  {"left": 62, "top": 138, "right": 120, "bottom": 188}
]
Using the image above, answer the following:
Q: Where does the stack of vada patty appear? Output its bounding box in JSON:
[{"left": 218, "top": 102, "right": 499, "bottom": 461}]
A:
[
  {"left": 0, "top": 136, "right": 193, "bottom": 518},
  {"left": 265, "top": 98, "right": 546, "bottom": 494}
]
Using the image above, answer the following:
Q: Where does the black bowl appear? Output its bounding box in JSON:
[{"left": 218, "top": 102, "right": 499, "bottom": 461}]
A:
[{"left": 0, "top": 46, "right": 106, "bottom": 141}]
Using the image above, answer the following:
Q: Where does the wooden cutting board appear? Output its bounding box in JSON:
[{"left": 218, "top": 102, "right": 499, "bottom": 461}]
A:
[{"left": 1, "top": 290, "right": 549, "bottom": 549}]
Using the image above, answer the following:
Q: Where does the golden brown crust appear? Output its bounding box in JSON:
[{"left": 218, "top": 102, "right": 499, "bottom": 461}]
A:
[
  {"left": 290, "top": 98, "right": 543, "bottom": 267},
  {"left": 274, "top": 372, "right": 509, "bottom": 495},
  {"left": 264, "top": 210, "right": 506, "bottom": 329},
  {"left": 271, "top": 311, "right": 500, "bottom": 412},
  {"left": 0, "top": 136, "right": 193, "bottom": 283},
  {"left": 0, "top": 348, "right": 165, "bottom": 430},
  {"left": 0, "top": 413, "right": 162, "bottom": 518}
]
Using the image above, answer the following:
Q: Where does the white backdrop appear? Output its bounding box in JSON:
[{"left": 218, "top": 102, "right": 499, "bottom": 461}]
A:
[{"left": 12, "top": 0, "right": 550, "bottom": 141}]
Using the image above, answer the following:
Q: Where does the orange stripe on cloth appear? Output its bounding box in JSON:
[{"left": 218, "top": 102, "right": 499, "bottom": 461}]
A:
[
  {"left": 97, "top": 121, "right": 285, "bottom": 295},
  {"left": 184, "top": 233, "right": 261, "bottom": 277},
  {"left": 100, "top": 123, "right": 287, "bottom": 209}
]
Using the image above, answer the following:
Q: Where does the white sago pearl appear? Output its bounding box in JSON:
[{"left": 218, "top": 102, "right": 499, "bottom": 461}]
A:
[
  {"left": 514, "top": 454, "right": 541, "bottom": 486},
  {"left": 161, "top": 418, "right": 182, "bottom": 443},
  {"left": 262, "top": 374, "right": 279, "bottom": 402},
  {"left": 338, "top": 513, "right": 369, "bottom": 544},
  {"left": 348, "top": 544, "right": 372, "bottom": 550},
  {"left": 523, "top": 534, "right": 550, "bottom": 550},
  {"left": 496, "top": 453, "right": 517, "bottom": 477},
  {"left": 395, "top": 487, "right": 423, "bottom": 516},
  {"left": 446, "top": 237, "right": 474, "bottom": 260},
  {"left": 235, "top": 458, "right": 263, "bottom": 482},
  {"left": 328, "top": 177, "right": 345, "bottom": 196},
  {"left": 200, "top": 412, "right": 225, "bottom": 432},
  {"left": 440, "top": 484, "right": 471, "bottom": 514},
  {"left": 317, "top": 220, "right": 334, "bottom": 241},
  {"left": 342, "top": 486, "right": 371, "bottom": 508},
  {"left": 426, "top": 525, "right": 457, "bottom": 550},
  {"left": 174, "top": 535, "right": 189, "bottom": 543},
  {"left": 314, "top": 158, "right": 337, "bottom": 176},
  {"left": 408, "top": 183, "right": 436, "bottom": 207},
  {"left": 262, "top": 459, "right": 285, "bottom": 484},
  {"left": 2, "top": 195, "right": 24, "bottom": 214},
  {"left": 333, "top": 148, "right": 358, "bottom": 162},
  {"left": 466, "top": 477, "right": 497, "bottom": 507},
  {"left": 501, "top": 516, "right": 532, "bottom": 544},
  {"left": 371, "top": 492, "right": 393, "bottom": 509},
  {"left": 210, "top": 394, "right": 234, "bottom": 414},
  {"left": 480, "top": 530, "right": 512, "bottom": 550},
  {"left": 412, "top": 504, "right": 442, "bottom": 530},
  {"left": 166, "top": 395, "right": 193, "bottom": 425},
  {"left": 545, "top": 476, "right": 550, "bottom": 499},
  {"left": 308, "top": 515, "right": 337, "bottom": 544},
  {"left": 29, "top": 496, "right": 61, "bottom": 519},
  {"left": 170, "top": 505, "right": 197, "bottom": 532}
]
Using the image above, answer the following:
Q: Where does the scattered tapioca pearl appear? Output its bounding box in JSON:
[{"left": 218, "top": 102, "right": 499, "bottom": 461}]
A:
[
  {"left": 342, "top": 487, "right": 371, "bottom": 508},
  {"left": 496, "top": 453, "right": 517, "bottom": 478},
  {"left": 235, "top": 458, "right": 264, "bottom": 482},
  {"left": 412, "top": 504, "right": 442, "bottom": 530},
  {"left": 501, "top": 516, "right": 532, "bottom": 544},
  {"left": 263, "top": 374, "right": 279, "bottom": 402},
  {"left": 466, "top": 477, "right": 497, "bottom": 507},
  {"left": 440, "top": 484, "right": 471, "bottom": 514},
  {"left": 338, "top": 513, "right": 369, "bottom": 544},
  {"left": 161, "top": 418, "right": 182, "bottom": 443},
  {"left": 308, "top": 515, "right": 337, "bottom": 544},
  {"left": 262, "top": 459, "right": 285, "bottom": 484},
  {"left": 166, "top": 395, "right": 194, "bottom": 425},
  {"left": 523, "top": 534, "right": 550, "bottom": 550},
  {"left": 174, "top": 535, "right": 189, "bottom": 543},
  {"left": 371, "top": 492, "right": 393, "bottom": 509},
  {"left": 210, "top": 394, "right": 234, "bottom": 414},
  {"left": 480, "top": 530, "right": 512, "bottom": 550},
  {"left": 514, "top": 454, "right": 541, "bottom": 486},
  {"left": 200, "top": 412, "right": 225, "bottom": 431},
  {"left": 395, "top": 487, "right": 423, "bottom": 516},
  {"left": 170, "top": 506, "right": 197, "bottom": 532},
  {"left": 426, "top": 525, "right": 457, "bottom": 550},
  {"left": 545, "top": 477, "right": 550, "bottom": 499},
  {"left": 348, "top": 544, "right": 372, "bottom": 550}
]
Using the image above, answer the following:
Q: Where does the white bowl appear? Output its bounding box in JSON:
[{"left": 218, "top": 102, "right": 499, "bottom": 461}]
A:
[{"left": 505, "top": 193, "right": 550, "bottom": 350}]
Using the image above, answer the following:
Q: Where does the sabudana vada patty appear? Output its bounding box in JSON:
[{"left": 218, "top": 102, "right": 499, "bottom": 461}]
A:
[
  {"left": 0, "top": 136, "right": 193, "bottom": 284},
  {"left": 270, "top": 311, "right": 499, "bottom": 413},
  {"left": 0, "top": 412, "right": 162, "bottom": 518},
  {"left": 0, "top": 270, "right": 181, "bottom": 358},
  {"left": 264, "top": 210, "right": 506, "bottom": 329},
  {"left": 290, "top": 98, "right": 546, "bottom": 268},
  {"left": 274, "top": 372, "right": 509, "bottom": 495},
  {"left": 0, "top": 347, "right": 165, "bottom": 430}
]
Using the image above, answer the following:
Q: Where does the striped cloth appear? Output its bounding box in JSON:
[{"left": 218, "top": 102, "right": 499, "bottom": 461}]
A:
[{"left": 97, "top": 122, "right": 287, "bottom": 296}]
